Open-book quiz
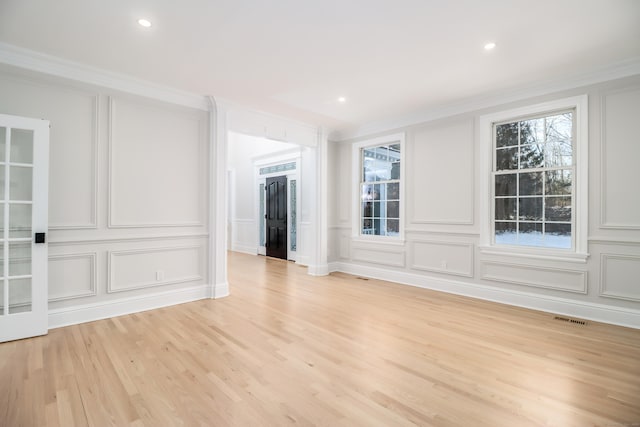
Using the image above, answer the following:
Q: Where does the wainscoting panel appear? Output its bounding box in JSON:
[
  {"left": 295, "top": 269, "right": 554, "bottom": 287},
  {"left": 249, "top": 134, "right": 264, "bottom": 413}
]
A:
[
  {"left": 339, "top": 233, "right": 351, "bottom": 260},
  {"left": 108, "top": 97, "right": 207, "bottom": 228},
  {"left": 231, "top": 218, "right": 257, "bottom": 254},
  {"left": 108, "top": 245, "right": 203, "bottom": 293},
  {"left": 352, "top": 243, "right": 405, "bottom": 268},
  {"left": 49, "top": 253, "right": 97, "bottom": 301},
  {"left": 0, "top": 74, "right": 99, "bottom": 229},
  {"left": 482, "top": 261, "right": 587, "bottom": 294},
  {"left": 600, "top": 87, "right": 640, "bottom": 229},
  {"left": 408, "top": 118, "right": 474, "bottom": 225},
  {"left": 337, "top": 144, "right": 352, "bottom": 224},
  {"left": 410, "top": 240, "right": 474, "bottom": 277},
  {"left": 600, "top": 254, "right": 640, "bottom": 302},
  {"left": 296, "top": 221, "right": 313, "bottom": 266}
]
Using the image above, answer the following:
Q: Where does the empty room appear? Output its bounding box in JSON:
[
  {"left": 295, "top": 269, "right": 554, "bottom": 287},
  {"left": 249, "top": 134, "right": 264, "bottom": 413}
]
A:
[{"left": 1, "top": 1, "right": 639, "bottom": 426}]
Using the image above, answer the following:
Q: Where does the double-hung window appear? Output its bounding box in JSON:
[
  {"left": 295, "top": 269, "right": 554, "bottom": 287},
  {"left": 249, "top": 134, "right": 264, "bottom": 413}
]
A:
[
  {"left": 494, "top": 111, "right": 574, "bottom": 248},
  {"left": 480, "top": 96, "right": 588, "bottom": 259},
  {"left": 353, "top": 133, "right": 404, "bottom": 239}
]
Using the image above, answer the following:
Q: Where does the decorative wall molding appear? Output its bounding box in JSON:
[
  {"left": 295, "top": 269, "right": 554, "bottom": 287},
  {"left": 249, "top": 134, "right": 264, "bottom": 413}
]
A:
[
  {"left": 600, "top": 253, "right": 640, "bottom": 302},
  {"left": 107, "top": 96, "right": 206, "bottom": 228},
  {"left": 48, "top": 93, "right": 100, "bottom": 230},
  {"left": 599, "top": 86, "right": 640, "bottom": 229},
  {"left": 328, "top": 225, "right": 351, "bottom": 230},
  {"left": 48, "top": 284, "right": 210, "bottom": 329},
  {"left": 231, "top": 218, "right": 257, "bottom": 255},
  {"left": 351, "top": 244, "right": 405, "bottom": 268},
  {"left": 328, "top": 261, "right": 640, "bottom": 329},
  {"left": 48, "top": 252, "right": 97, "bottom": 302},
  {"left": 48, "top": 233, "right": 209, "bottom": 246},
  {"left": 232, "top": 218, "right": 256, "bottom": 224},
  {"left": 107, "top": 245, "right": 203, "bottom": 293},
  {"left": 481, "top": 261, "right": 587, "bottom": 294},
  {"left": 406, "top": 119, "right": 475, "bottom": 226},
  {"left": 478, "top": 246, "right": 589, "bottom": 264},
  {"left": 339, "top": 234, "right": 350, "bottom": 260},
  {"left": 0, "top": 72, "right": 101, "bottom": 230},
  {"left": 409, "top": 240, "right": 474, "bottom": 277},
  {"left": 0, "top": 42, "right": 208, "bottom": 111},
  {"left": 588, "top": 238, "right": 640, "bottom": 246},
  {"left": 405, "top": 228, "right": 480, "bottom": 238}
]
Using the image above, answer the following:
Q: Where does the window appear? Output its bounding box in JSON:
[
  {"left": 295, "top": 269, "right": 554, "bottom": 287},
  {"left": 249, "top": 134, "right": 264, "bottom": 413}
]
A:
[
  {"left": 480, "top": 96, "right": 588, "bottom": 259},
  {"left": 494, "top": 111, "right": 574, "bottom": 248},
  {"left": 353, "top": 134, "right": 404, "bottom": 239}
]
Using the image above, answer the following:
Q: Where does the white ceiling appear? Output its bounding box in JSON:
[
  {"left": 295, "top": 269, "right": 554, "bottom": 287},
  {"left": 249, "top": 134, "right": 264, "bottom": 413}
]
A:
[{"left": 1, "top": 0, "right": 639, "bottom": 136}]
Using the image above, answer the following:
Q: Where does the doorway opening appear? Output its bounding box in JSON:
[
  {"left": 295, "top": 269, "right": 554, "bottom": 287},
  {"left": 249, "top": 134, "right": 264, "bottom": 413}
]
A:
[{"left": 227, "top": 131, "right": 302, "bottom": 262}]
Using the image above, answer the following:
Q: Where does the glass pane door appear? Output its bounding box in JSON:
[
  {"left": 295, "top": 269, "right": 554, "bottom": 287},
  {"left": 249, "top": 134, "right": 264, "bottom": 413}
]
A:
[
  {"left": 1, "top": 126, "right": 34, "bottom": 314},
  {"left": 0, "top": 114, "right": 49, "bottom": 343}
]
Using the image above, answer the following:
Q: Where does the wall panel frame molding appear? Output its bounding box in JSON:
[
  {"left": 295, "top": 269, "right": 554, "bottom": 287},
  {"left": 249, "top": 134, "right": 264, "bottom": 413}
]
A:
[
  {"left": 0, "top": 72, "right": 100, "bottom": 229},
  {"left": 481, "top": 261, "right": 587, "bottom": 294},
  {"left": 48, "top": 252, "right": 98, "bottom": 302},
  {"left": 351, "top": 243, "right": 405, "bottom": 268},
  {"left": 600, "top": 253, "right": 640, "bottom": 302},
  {"left": 49, "top": 93, "right": 100, "bottom": 230},
  {"left": 107, "top": 245, "right": 203, "bottom": 293},
  {"left": 409, "top": 240, "right": 474, "bottom": 277},
  {"left": 599, "top": 87, "right": 640, "bottom": 229},
  {"left": 107, "top": 96, "right": 206, "bottom": 228},
  {"left": 407, "top": 119, "right": 475, "bottom": 225}
]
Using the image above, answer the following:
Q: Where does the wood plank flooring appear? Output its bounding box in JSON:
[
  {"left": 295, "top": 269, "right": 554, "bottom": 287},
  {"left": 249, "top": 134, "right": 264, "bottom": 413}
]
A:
[{"left": 2, "top": 251, "right": 640, "bottom": 426}]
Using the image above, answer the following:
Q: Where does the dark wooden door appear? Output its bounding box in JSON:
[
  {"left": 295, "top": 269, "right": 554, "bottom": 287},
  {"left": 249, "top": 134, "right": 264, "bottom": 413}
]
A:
[{"left": 266, "top": 176, "right": 287, "bottom": 259}]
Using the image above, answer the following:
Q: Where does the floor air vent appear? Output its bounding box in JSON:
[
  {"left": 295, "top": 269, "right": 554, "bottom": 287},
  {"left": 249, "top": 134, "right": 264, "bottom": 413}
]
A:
[
  {"left": 356, "top": 277, "right": 369, "bottom": 281},
  {"left": 554, "top": 316, "right": 587, "bottom": 326}
]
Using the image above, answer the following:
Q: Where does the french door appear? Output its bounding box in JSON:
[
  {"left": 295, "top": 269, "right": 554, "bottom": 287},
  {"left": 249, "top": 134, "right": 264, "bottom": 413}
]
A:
[{"left": 0, "top": 113, "right": 49, "bottom": 343}]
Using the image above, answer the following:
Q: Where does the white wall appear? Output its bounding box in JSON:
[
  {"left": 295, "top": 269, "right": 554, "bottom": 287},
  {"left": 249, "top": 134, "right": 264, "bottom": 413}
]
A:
[
  {"left": 329, "top": 74, "right": 640, "bottom": 328},
  {"left": 227, "top": 132, "right": 294, "bottom": 254},
  {"left": 0, "top": 65, "right": 210, "bottom": 327}
]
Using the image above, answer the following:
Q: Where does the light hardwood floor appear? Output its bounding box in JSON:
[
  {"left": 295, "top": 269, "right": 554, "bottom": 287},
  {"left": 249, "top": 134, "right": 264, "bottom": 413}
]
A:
[{"left": 1, "top": 251, "right": 639, "bottom": 426}]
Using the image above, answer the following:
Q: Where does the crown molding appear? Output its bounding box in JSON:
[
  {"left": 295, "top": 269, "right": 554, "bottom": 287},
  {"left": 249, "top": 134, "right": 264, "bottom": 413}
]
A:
[
  {"left": 0, "top": 42, "right": 209, "bottom": 111},
  {"left": 331, "top": 56, "right": 640, "bottom": 141}
]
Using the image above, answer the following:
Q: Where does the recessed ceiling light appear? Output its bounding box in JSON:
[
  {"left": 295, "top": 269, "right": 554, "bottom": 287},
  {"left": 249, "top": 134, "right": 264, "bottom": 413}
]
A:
[
  {"left": 484, "top": 42, "right": 496, "bottom": 51},
  {"left": 138, "top": 19, "right": 152, "bottom": 28},
  {"left": 338, "top": 97, "right": 347, "bottom": 103}
]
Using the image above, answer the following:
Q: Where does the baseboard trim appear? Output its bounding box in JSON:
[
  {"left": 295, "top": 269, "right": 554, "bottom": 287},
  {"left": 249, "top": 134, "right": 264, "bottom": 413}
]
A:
[
  {"left": 328, "top": 262, "right": 640, "bottom": 329},
  {"left": 48, "top": 284, "right": 210, "bottom": 329},
  {"left": 296, "top": 255, "right": 310, "bottom": 267},
  {"left": 307, "top": 263, "right": 329, "bottom": 276},
  {"left": 212, "top": 281, "right": 230, "bottom": 299},
  {"left": 231, "top": 244, "right": 257, "bottom": 255}
]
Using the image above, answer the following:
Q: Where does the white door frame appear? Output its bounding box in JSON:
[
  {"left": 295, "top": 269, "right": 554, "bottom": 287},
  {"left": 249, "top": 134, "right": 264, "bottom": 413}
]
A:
[
  {"left": 254, "top": 150, "right": 301, "bottom": 261},
  {"left": 208, "top": 98, "right": 328, "bottom": 299}
]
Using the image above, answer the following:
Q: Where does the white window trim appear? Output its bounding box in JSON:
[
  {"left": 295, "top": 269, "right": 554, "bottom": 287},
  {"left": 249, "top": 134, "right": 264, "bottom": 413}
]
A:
[
  {"left": 351, "top": 132, "right": 405, "bottom": 242},
  {"left": 478, "top": 95, "right": 589, "bottom": 262}
]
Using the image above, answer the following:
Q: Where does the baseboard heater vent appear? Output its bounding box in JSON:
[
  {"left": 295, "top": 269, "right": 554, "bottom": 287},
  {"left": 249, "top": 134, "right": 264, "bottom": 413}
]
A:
[{"left": 554, "top": 316, "right": 587, "bottom": 326}]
